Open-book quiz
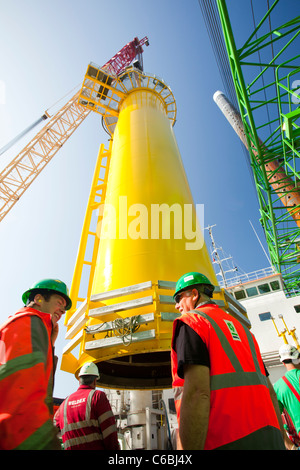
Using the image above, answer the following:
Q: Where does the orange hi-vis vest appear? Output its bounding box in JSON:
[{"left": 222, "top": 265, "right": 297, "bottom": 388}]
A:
[
  {"left": 0, "top": 308, "right": 60, "bottom": 450},
  {"left": 171, "top": 303, "right": 285, "bottom": 450}
]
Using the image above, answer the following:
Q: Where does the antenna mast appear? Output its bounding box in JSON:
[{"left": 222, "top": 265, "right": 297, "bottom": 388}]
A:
[{"left": 206, "top": 225, "right": 238, "bottom": 287}]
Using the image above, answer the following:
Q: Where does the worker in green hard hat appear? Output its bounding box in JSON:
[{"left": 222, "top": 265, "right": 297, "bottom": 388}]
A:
[
  {"left": 22, "top": 278, "right": 72, "bottom": 344},
  {"left": 171, "top": 271, "right": 286, "bottom": 450},
  {"left": 22, "top": 278, "right": 72, "bottom": 309},
  {"left": 173, "top": 272, "right": 214, "bottom": 314},
  {"left": 0, "top": 278, "right": 72, "bottom": 450}
]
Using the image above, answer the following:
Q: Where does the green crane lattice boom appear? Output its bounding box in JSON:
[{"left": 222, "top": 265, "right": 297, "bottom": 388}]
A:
[{"left": 216, "top": 0, "right": 300, "bottom": 295}]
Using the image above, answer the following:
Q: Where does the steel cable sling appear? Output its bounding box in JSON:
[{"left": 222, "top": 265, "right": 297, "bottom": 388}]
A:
[{"left": 85, "top": 315, "right": 141, "bottom": 346}]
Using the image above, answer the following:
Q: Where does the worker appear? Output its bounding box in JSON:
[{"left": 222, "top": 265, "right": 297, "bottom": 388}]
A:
[
  {"left": 0, "top": 278, "right": 72, "bottom": 450},
  {"left": 171, "top": 271, "right": 286, "bottom": 450},
  {"left": 273, "top": 344, "right": 300, "bottom": 449},
  {"left": 54, "top": 362, "right": 119, "bottom": 450}
]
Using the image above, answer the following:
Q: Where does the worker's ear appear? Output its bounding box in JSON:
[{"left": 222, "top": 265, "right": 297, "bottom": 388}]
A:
[
  {"left": 33, "top": 293, "right": 43, "bottom": 305},
  {"left": 191, "top": 288, "right": 200, "bottom": 303}
]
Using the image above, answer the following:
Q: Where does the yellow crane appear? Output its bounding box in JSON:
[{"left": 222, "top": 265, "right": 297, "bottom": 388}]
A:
[{"left": 0, "top": 37, "right": 149, "bottom": 222}]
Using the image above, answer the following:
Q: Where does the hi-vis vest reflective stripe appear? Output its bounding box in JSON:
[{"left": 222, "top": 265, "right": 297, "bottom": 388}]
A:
[
  {"left": 0, "top": 308, "right": 59, "bottom": 450},
  {"left": 61, "top": 390, "right": 103, "bottom": 449},
  {"left": 171, "top": 304, "right": 285, "bottom": 450}
]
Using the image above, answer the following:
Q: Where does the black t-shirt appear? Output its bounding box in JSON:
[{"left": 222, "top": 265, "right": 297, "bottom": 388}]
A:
[{"left": 174, "top": 322, "right": 210, "bottom": 378}]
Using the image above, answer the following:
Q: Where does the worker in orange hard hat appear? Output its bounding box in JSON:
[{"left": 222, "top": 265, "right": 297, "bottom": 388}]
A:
[
  {"left": 171, "top": 272, "right": 286, "bottom": 450},
  {"left": 0, "top": 278, "right": 72, "bottom": 450}
]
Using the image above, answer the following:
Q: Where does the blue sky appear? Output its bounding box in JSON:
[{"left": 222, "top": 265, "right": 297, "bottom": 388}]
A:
[{"left": 0, "top": 0, "right": 293, "bottom": 397}]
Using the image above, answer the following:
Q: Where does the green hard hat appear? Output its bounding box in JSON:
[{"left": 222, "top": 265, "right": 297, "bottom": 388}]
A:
[
  {"left": 174, "top": 272, "right": 214, "bottom": 300},
  {"left": 22, "top": 278, "right": 72, "bottom": 310}
]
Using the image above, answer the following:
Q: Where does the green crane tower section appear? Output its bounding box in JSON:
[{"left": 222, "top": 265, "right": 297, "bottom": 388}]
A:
[{"left": 216, "top": 0, "right": 300, "bottom": 296}]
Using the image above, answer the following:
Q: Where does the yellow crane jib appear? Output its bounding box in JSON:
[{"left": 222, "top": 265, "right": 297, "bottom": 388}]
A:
[{"left": 0, "top": 37, "right": 148, "bottom": 223}]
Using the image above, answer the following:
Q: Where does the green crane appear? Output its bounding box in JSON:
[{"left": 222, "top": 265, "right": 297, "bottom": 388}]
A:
[{"left": 216, "top": 0, "right": 300, "bottom": 296}]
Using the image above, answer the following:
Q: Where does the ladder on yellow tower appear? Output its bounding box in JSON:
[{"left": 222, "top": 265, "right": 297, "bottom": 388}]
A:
[{"left": 63, "top": 140, "right": 112, "bottom": 352}]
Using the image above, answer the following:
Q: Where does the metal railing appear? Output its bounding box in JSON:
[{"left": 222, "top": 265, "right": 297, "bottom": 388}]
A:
[{"left": 219, "top": 266, "right": 276, "bottom": 288}]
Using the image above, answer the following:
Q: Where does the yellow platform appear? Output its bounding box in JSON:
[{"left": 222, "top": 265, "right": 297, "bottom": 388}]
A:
[{"left": 61, "top": 67, "right": 248, "bottom": 389}]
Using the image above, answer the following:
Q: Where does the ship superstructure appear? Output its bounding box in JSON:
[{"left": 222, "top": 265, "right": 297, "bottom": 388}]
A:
[{"left": 224, "top": 269, "right": 300, "bottom": 383}]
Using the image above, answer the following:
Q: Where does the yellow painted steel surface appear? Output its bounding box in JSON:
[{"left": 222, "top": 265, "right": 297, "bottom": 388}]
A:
[
  {"left": 92, "top": 88, "right": 217, "bottom": 293},
  {"left": 62, "top": 68, "right": 247, "bottom": 389}
]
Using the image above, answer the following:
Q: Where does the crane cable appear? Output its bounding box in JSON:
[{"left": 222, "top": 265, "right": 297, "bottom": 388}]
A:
[
  {"left": 197, "top": 0, "right": 260, "bottom": 199},
  {"left": 0, "top": 82, "right": 81, "bottom": 158},
  {"left": 197, "top": 0, "right": 238, "bottom": 108},
  {"left": 0, "top": 114, "right": 48, "bottom": 157}
]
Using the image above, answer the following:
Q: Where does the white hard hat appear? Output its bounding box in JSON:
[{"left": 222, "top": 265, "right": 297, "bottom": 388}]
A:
[
  {"left": 78, "top": 362, "right": 100, "bottom": 378},
  {"left": 279, "top": 344, "right": 300, "bottom": 362}
]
